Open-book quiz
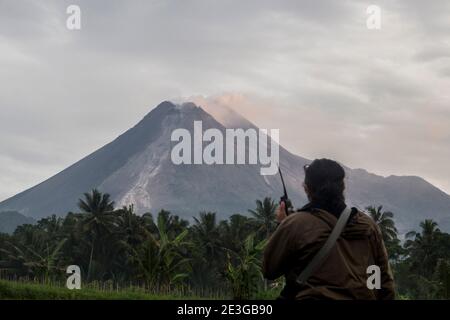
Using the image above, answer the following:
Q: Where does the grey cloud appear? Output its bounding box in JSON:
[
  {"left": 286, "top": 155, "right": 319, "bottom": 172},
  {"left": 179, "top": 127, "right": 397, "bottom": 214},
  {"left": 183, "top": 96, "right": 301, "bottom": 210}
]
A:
[{"left": 1, "top": 0, "right": 450, "bottom": 200}]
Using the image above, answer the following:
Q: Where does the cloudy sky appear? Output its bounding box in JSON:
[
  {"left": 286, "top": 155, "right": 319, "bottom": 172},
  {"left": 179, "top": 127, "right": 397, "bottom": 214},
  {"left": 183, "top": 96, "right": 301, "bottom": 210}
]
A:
[{"left": 1, "top": 0, "right": 450, "bottom": 201}]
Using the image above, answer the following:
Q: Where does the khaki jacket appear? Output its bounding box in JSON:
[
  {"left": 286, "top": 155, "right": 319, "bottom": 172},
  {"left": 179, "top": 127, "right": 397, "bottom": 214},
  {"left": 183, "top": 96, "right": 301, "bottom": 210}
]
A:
[{"left": 263, "top": 208, "right": 395, "bottom": 300}]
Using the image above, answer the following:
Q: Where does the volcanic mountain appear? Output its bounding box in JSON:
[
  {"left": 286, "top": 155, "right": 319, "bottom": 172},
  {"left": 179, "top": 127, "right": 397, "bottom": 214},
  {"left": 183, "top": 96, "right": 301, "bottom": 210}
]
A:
[{"left": 1, "top": 101, "right": 449, "bottom": 233}]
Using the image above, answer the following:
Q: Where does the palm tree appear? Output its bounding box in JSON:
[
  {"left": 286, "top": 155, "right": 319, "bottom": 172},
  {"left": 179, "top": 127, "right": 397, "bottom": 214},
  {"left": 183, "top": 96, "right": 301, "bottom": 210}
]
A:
[
  {"left": 248, "top": 197, "right": 277, "bottom": 239},
  {"left": 78, "top": 189, "right": 115, "bottom": 216},
  {"left": 219, "top": 214, "right": 255, "bottom": 253},
  {"left": 77, "top": 189, "right": 115, "bottom": 280},
  {"left": 405, "top": 219, "right": 441, "bottom": 277},
  {"left": 156, "top": 210, "right": 189, "bottom": 239},
  {"left": 190, "top": 212, "right": 224, "bottom": 288},
  {"left": 366, "top": 206, "right": 404, "bottom": 261},
  {"left": 366, "top": 205, "right": 398, "bottom": 243},
  {"left": 192, "top": 212, "right": 221, "bottom": 260},
  {"left": 115, "top": 205, "right": 147, "bottom": 246}
]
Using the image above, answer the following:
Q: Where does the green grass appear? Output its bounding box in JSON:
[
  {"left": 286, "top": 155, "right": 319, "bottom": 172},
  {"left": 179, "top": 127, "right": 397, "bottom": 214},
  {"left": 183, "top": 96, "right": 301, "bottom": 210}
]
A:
[
  {"left": 253, "top": 289, "right": 280, "bottom": 300},
  {"left": 0, "top": 279, "right": 280, "bottom": 300},
  {"left": 0, "top": 279, "right": 209, "bottom": 300}
]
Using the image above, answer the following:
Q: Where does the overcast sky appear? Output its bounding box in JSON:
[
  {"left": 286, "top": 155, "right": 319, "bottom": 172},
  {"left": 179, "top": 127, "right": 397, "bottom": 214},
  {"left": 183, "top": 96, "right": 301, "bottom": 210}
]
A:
[{"left": 1, "top": 0, "right": 450, "bottom": 201}]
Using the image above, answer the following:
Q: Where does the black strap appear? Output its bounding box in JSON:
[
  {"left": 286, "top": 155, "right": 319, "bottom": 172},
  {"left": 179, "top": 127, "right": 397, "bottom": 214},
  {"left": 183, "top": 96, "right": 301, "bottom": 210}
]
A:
[{"left": 296, "top": 206, "right": 353, "bottom": 286}]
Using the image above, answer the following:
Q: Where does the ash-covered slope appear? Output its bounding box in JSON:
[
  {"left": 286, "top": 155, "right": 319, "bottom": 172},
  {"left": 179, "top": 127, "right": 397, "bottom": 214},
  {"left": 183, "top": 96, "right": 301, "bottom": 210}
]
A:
[
  {"left": 0, "top": 101, "right": 449, "bottom": 233},
  {"left": 0, "top": 101, "right": 178, "bottom": 218},
  {"left": 0, "top": 101, "right": 306, "bottom": 220}
]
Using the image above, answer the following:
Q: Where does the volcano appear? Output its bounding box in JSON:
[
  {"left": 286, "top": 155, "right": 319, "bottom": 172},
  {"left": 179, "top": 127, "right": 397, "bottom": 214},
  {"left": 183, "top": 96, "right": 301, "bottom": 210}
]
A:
[{"left": 1, "top": 101, "right": 449, "bottom": 233}]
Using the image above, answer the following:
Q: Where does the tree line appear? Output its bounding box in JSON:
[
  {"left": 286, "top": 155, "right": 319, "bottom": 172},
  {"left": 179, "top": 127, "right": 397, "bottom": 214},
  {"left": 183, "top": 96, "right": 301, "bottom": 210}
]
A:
[{"left": 0, "top": 190, "right": 449, "bottom": 299}]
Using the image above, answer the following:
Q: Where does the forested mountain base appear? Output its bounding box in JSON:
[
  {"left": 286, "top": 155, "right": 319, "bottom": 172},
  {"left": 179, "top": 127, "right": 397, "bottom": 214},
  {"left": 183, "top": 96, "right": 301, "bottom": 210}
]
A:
[{"left": 0, "top": 190, "right": 449, "bottom": 300}]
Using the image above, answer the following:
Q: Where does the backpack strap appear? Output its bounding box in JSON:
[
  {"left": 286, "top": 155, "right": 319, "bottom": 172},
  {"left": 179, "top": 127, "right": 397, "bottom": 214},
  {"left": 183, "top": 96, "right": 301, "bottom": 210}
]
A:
[{"left": 296, "top": 206, "right": 353, "bottom": 286}]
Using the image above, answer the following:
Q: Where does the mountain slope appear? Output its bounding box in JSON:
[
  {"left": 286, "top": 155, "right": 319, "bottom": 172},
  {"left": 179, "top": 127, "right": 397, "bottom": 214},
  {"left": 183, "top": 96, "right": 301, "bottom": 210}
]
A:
[
  {"left": 0, "top": 101, "right": 449, "bottom": 233},
  {"left": 0, "top": 211, "right": 35, "bottom": 234}
]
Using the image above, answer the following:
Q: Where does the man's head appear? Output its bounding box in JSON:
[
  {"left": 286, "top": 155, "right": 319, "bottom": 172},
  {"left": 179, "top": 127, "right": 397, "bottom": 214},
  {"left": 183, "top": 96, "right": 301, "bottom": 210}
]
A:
[{"left": 303, "top": 159, "right": 346, "bottom": 209}]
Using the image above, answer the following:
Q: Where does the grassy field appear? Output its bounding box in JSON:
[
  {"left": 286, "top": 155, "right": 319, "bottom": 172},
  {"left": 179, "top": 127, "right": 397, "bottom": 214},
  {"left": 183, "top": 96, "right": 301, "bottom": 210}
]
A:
[
  {"left": 0, "top": 279, "right": 216, "bottom": 300},
  {"left": 0, "top": 277, "right": 282, "bottom": 300}
]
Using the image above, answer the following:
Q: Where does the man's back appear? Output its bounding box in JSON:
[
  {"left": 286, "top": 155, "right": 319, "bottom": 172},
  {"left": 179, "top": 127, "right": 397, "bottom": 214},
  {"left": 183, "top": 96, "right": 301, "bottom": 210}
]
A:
[{"left": 263, "top": 208, "right": 395, "bottom": 300}]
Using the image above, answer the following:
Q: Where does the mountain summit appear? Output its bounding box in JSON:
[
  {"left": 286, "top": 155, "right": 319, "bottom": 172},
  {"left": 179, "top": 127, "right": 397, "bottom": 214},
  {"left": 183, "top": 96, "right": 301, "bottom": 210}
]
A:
[{"left": 1, "top": 101, "right": 449, "bottom": 233}]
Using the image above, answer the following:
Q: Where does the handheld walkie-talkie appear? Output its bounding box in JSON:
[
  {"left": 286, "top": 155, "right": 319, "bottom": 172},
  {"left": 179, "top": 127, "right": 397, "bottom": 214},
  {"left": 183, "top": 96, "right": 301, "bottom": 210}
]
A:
[{"left": 278, "top": 165, "right": 293, "bottom": 216}]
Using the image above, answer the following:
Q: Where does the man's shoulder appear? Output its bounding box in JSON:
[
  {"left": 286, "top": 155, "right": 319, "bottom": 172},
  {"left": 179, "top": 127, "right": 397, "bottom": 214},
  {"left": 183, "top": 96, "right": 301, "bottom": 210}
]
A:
[
  {"left": 348, "top": 208, "right": 380, "bottom": 235},
  {"left": 353, "top": 208, "right": 378, "bottom": 226},
  {"left": 281, "top": 206, "right": 378, "bottom": 229},
  {"left": 281, "top": 210, "right": 325, "bottom": 228},
  {"left": 276, "top": 210, "right": 324, "bottom": 241}
]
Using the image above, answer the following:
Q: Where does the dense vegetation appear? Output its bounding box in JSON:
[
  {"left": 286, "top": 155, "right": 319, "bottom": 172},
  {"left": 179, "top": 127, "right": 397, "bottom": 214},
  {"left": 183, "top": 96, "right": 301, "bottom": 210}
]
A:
[{"left": 0, "top": 190, "right": 449, "bottom": 299}]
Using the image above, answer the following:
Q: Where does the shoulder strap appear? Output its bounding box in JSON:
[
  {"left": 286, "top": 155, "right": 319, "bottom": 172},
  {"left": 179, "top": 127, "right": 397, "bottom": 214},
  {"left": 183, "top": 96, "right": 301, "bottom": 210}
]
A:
[{"left": 296, "top": 206, "right": 353, "bottom": 286}]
